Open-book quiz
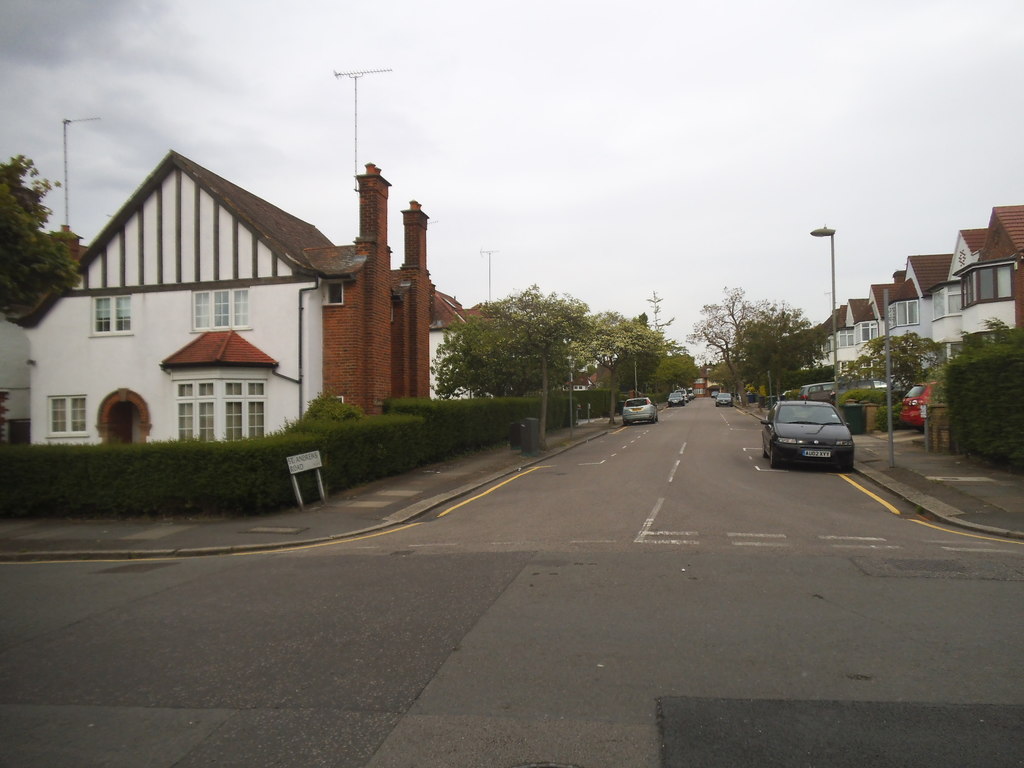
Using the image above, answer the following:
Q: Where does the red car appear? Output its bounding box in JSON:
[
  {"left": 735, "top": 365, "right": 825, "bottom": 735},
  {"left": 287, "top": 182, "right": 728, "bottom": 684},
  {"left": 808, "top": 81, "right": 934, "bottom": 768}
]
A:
[{"left": 901, "top": 382, "right": 936, "bottom": 430}]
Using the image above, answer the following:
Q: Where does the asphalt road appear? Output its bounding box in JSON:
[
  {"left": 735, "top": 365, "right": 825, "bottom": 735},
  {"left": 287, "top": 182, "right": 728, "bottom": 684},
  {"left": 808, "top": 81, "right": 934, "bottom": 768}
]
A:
[{"left": 1, "top": 399, "right": 1022, "bottom": 767}]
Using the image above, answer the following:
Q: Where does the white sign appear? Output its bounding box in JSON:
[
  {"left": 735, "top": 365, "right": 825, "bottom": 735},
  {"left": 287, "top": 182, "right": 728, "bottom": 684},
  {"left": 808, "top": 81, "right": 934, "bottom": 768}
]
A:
[{"left": 287, "top": 451, "right": 322, "bottom": 474}]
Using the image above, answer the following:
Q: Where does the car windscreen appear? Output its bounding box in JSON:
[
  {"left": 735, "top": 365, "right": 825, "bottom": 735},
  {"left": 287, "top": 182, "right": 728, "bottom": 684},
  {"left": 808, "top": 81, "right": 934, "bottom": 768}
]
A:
[
  {"left": 776, "top": 406, "right": 841, "bottom": 425},
  {"left": 624, "top": 399, "right": 648, "bottom": 408},
  {"left": 904, "top": 385, "right": 926, "bottom": 398}
]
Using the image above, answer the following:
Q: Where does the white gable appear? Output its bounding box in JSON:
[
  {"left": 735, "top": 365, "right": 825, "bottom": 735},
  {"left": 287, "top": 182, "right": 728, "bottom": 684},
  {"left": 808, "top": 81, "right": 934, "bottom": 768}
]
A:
[{"left": 83, "top": 169, "right": 296, "bottom": 291}]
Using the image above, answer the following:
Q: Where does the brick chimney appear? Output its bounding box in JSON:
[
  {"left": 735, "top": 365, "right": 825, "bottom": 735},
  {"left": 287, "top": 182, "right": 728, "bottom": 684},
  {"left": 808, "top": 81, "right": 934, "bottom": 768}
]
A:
[
  {"left": 396, "top": 200, "right": 432, "bottom": 398},
  {"left": 402, "top": 200, "right": 427, "bottom": 271}
]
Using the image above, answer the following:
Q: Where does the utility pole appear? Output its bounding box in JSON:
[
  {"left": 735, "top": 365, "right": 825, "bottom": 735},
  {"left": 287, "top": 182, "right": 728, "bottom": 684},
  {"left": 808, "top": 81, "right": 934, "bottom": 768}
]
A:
[
  {"left": 333, "top": 68, "right": 392, "bottom": 190},
  {"left": 480, "top": 248, "right": 500, "bottom": 302},
  {"left": 62, "top": 116, "right": 100, "bottom": 229}
]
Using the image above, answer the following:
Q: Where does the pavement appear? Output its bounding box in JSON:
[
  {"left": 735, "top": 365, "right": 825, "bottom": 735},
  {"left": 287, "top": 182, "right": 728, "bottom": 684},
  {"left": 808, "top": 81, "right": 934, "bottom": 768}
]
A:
[{"left": 1, "top": 405, "right": 1022, "bottom": 562}]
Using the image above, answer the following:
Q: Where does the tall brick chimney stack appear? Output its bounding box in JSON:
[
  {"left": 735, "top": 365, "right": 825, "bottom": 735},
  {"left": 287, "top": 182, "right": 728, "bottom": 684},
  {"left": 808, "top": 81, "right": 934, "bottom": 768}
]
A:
[
  {"left": 352, "top": 162, "right": 393, "bottom": 413},
  {"left": 399, "top": 200, "right": 432, "bottom": 397},
  {"left": 402, "top": 200, "right": 428, "bottom": 270}
]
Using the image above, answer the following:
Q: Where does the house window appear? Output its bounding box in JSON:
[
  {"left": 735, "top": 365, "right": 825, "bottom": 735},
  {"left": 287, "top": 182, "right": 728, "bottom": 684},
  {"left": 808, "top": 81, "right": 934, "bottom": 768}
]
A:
[
  {"left": 326, "top": 282, "right": 344, "bottom": 305},
  {"left": 50, "top": 396, "right": 87, "bottom": 435},
  {"left": 962, "top": 264, "right": 1013, "bottom": 306},
  {"left": 94, "top": 296, "right": 132, "bottom": 334},
  {"left": 856, "top": 321, "right": 878, "bottom": 343},
  {"left": 838, "top": 329, "right": 855, "bottom": 348},
  {"left": 888, "top": 300, "right": 919, "bottom": 328},
  {"left": 932, "top": 287, "right": 962, "bottom": 319},
  {"left": 176, "top": 379, "right": 266, "bottom": 440},
  {"left": 193, "top": 289, "right": 249, "bottom": 330}
]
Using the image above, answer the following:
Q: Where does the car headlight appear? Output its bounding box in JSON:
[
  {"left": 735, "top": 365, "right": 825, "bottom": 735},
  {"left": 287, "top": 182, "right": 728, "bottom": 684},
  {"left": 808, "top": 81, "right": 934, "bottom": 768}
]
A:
[
  {"left": 777, "top": 437, "right": 799, "bottom": 444},
  {"left": 834, "top": 439, "right": 854, "bottom": 446}
]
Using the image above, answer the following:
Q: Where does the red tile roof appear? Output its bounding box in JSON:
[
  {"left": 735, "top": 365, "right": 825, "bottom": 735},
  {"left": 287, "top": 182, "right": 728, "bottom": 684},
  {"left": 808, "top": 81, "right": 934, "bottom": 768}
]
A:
[
  {"left": 161, "top": 331, "right": 278, "bottom": 369},
  {"left": 907, "top": 253, "right": 953, "bottom": 294}
]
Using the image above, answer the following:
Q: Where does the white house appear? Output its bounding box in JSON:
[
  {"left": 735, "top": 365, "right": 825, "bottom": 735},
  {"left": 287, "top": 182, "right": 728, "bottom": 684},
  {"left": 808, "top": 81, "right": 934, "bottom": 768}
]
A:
[{"left": 18, "top": 152, "right": 435, "bottom": 444}]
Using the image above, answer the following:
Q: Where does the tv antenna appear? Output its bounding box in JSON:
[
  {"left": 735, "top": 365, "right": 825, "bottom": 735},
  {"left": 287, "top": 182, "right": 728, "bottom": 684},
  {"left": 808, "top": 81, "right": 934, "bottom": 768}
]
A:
[
  {"left": 333, "top": 68, "right": 392, "bottom": 190},
  {"left": 62, "top": 116, "right": 101, "bottom": 229},
  {"left": 480, "top": 248, "right": 500, "bottom": 301}
]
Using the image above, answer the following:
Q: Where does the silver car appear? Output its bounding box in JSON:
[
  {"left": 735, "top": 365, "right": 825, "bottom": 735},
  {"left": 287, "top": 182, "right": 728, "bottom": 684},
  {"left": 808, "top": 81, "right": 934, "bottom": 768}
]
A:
[{"left": 622, "top": 397, "right": 658, "bottom": 425}]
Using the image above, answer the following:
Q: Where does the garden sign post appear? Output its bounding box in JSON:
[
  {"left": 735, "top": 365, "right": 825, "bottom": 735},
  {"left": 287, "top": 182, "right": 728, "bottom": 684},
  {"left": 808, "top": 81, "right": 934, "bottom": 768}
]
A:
[{"left": 286, "top": 451, "right": 326, "bottom": 510}]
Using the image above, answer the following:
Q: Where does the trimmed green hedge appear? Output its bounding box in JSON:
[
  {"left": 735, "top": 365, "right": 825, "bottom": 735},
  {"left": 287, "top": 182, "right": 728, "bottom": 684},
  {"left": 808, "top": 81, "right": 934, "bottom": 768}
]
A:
[
  {"left": 0, "top": 398, "right": 554, "bottom": 519},
  {"left": 947, "top": 343, "right": 1024, "bottom": 469}
]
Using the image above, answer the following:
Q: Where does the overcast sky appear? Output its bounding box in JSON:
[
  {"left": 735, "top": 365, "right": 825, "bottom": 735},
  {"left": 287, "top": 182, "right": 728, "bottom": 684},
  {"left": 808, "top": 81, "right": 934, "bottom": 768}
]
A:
[{"left": 3, "top": 0, "right": 1021, "bottom": 359}]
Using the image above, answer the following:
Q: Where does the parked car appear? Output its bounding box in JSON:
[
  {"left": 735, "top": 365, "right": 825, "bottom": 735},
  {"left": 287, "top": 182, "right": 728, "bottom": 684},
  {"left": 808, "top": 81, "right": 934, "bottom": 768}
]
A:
[
  {"left": 714, "top": 392, "right": 734, "bottom": 407},
  {"left": 798, "top": 381, "right": 835, "bottom": 402},
  {"left": 900, "top": 382, "right": 936, "bottom": 431},
  {"left": 760, "top": 400, "right": 854, "bottom": 471},
  {"left": 667, "top": 391, "right": 687, "bottom": 407},
  {"left": 622, "top": 397, "right": 658, "bottom": 425}
]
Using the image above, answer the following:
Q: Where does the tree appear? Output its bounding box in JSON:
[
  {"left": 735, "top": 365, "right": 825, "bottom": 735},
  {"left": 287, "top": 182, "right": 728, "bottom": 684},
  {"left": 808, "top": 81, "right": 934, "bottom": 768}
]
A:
[
  {"left": 655, "top": 352, "right": 699, "bottom": 393},
  {"left": 482, "top": 286, "right": 590, "bottom": 449},
  {"left": 432, "top": 285, "right": 590, "bottom": 449},
  {"left": 432, "top": 315, "right": 541, "bottom": 398},
  {"left": 846, "top": 332, "right": 944, "bottom": 393},
  {"left": 735, "top": 302, "right": 823, "bottom": 395},
  {"left": 579, "top": 311, "right": 664, "bottom": 424},
  {"left": 0, "top": 156, "right": 80, "bottom": 313},
  {"left": 687, "top": 287, "right": 762, "bottom": 395}
]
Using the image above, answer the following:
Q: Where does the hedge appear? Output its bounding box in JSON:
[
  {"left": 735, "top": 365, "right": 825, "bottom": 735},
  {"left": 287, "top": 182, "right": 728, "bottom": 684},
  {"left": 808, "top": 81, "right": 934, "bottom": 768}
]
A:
[{"left": 947, "top": 344, "right": 1024, "bottom": 469}]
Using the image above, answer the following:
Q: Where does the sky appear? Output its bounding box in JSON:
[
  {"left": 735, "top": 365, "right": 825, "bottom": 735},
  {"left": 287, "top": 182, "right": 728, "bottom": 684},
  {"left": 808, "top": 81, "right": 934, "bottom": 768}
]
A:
[{"left": 3, "top": 0, "right": 1022, "bottom": 361}]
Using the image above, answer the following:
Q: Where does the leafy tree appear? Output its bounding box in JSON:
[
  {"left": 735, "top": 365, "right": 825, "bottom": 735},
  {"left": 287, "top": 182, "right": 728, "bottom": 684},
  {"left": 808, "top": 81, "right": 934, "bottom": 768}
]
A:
[
  {"left": 687, "top": 287, "right": 762, "bottom": 396},
  {"left": 433, "top": 315, "right": 541, "bottom": 398},
  {"left": 579, "top": 311, "right": 664, "bottom": 424},
  {"left": 735, "top": 302, "right": 823, "bottom": 395},
  {"left": 481, "top": 285, "right": 590, "bottom": 449},
  {"left": 0, "top": 156, "right": 80, "bottom": 313},
  {"left": 845, "top": 332, "right": 944, "bottom": 393},
  {"left": 655, "top": 352, "right": 699, "bottom": 393},
  {"left": 433, "top": 285, "right": 589, "bottom": 449}
]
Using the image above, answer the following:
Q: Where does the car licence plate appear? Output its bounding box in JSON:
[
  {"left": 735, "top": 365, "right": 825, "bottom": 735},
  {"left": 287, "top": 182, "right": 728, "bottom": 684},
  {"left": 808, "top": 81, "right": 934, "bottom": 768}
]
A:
[
  {"left": 629, "top": 407, "right": 643, "bottom": 412},
  {"left": 802, "top": 449, "right": 831, "bottom": 458}
]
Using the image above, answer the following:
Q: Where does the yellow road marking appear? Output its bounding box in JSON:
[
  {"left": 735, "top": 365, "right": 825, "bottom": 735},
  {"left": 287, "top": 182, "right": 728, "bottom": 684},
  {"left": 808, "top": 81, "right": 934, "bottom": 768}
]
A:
[
  {"left": 909, "top": 518, "right": 1024, "bottom": 545},
  {"left": 837, "top": 473, "right": 902, "bottom": 515},
  {"left": 231, "top": 522, "right": 424, "bottom": 555},
  {"left": 437, "top": 465, "right": 548, "bottom": 518}
]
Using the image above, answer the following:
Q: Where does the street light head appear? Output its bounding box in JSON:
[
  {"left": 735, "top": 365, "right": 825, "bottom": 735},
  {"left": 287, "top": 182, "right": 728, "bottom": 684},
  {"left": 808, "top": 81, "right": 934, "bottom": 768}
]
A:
[{"left": 810, "top": 227, "right": 836, "bottom": 238}]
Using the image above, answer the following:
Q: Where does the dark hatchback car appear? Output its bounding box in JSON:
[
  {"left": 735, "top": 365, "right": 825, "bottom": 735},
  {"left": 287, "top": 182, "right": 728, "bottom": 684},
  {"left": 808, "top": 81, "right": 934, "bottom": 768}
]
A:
[
  {"left": 667, "top": 391, "right": 687, "bottom": 407},
  {"left": 760, "top": 400, "right": 854, "bottom": 472}
]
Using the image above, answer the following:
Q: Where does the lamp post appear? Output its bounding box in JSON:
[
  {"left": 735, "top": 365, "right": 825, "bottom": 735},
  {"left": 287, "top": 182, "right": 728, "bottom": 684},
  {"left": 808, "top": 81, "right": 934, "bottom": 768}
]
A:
[{"left": 810, "top": 226, "right": 837, "bottom": 400}]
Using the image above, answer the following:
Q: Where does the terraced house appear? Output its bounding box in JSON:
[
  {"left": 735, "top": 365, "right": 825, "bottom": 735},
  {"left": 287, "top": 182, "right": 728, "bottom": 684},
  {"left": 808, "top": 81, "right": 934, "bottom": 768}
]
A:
[{"left": 18, "top": 154, "right": 435, "bottom": 444}]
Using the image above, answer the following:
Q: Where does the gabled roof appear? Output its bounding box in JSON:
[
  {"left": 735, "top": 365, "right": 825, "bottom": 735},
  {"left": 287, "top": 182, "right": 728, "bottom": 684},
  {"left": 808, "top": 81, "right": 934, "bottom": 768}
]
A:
[
  {"left": 907, "top": 253, "right": 953, "bottom": 294},
  {"left": 961, "top": 228, "right": 988, "bottom": 253},
  {"left": 979, "top": 205, "right": 1024, "bottom": 262},
  {"left": 161, "top": 331, "right": 278, "bottom": 369},
  {"left": 82, "top": 151, "right": 338, "bottom": 277},
  {"left": 848, "top": 298, "right": 873, "bottom": 324},
  {"left": 431, "top": 290, "right": 473, "bottom": 329}
]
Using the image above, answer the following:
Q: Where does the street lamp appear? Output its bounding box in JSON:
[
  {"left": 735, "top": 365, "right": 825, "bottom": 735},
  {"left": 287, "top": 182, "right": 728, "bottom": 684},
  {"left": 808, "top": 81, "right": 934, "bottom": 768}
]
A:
[{"left": 810, "top": 226, "right": 837, "bottom": 400}]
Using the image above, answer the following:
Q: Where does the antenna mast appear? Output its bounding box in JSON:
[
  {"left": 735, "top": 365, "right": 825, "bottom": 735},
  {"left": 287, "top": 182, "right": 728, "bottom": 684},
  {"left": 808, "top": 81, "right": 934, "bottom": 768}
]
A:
[
  {"left": 62, "top": 116, "right": 101, "bottom": 229},
  {"left": 480, "top": 248, "right": 500, "bottom": 302},
  {"left": 333, "top": 68, "right": 392, "bottom": 190}
]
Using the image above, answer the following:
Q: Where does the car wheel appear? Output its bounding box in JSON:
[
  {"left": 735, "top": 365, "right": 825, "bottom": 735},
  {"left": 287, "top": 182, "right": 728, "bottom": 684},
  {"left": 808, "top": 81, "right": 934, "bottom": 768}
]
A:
[
  {"left": 769, "top": 445, "right": 784, "bottom": 469},
  {"left": 837, "top": 458, "right": 854, "bottom": 473}
]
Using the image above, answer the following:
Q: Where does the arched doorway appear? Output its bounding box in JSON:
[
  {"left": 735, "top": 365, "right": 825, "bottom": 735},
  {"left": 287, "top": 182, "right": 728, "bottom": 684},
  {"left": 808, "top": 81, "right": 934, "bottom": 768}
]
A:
[{"left": 98, "top": 389, "right": 152, "bottom": 444}]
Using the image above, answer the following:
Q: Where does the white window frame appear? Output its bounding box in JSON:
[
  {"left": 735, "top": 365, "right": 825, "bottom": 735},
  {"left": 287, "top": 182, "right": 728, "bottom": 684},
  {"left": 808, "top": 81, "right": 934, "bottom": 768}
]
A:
[
  {"left": 175, "top": 376, "right": 267, "bottom": 441},
  {"left": 192, "top": 289, "right": 250, "bottom": 331},
  {"left": 325, "top": 282, "right": 345, "bottom": 305},
  {"left": 837, "top": 329, "right": 855, "bottom": 348},
  {"left": 856, "top": 321, "right": 878, "bottom": 343},
  {"left": 888, "top": 299, "right": 920, "bottom": 328},
  {"left": 93, "top": 296, "right": 132, "bottom": 335},
  {"left": 49, "top": 395, "right": 87, "bottom": 436}
]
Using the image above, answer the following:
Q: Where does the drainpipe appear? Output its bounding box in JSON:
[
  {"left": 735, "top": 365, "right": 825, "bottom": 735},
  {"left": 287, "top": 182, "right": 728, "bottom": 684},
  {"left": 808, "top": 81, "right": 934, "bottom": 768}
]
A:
[{"left": 295, "top": 278, "right": 320, "bottom": 417}]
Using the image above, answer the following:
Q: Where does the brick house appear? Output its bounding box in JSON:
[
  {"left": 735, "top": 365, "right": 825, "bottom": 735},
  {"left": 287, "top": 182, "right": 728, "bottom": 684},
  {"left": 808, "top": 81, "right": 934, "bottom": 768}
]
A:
[{"left": 17, "top": 152, "right": 435, "bottom": 443}]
